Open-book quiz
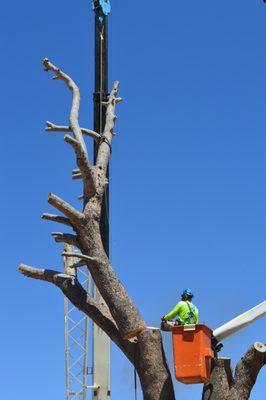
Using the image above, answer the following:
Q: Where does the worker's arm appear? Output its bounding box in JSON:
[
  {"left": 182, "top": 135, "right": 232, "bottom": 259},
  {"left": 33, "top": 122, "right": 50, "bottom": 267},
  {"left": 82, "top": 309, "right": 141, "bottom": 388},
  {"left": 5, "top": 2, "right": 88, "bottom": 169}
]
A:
[{"left": 163, "top": 302, "right": 181, "bottom": 320}]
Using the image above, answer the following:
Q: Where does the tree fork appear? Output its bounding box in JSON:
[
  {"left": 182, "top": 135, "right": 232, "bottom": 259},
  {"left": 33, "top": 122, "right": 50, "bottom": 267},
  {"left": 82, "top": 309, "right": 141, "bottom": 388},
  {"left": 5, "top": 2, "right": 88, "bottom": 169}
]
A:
[
  {"left": 228, "top": 342, "right": 266, "bottom": 400},
  {"left": 202, "top": 343, "right": 266, "bottom": 400}
]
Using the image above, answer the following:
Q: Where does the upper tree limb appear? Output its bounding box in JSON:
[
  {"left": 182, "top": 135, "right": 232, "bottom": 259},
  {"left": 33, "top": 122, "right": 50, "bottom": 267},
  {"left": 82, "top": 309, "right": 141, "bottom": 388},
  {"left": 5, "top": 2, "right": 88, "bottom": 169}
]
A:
[{"left": 18, "top": 263, "right": 135, "bottom": 363}]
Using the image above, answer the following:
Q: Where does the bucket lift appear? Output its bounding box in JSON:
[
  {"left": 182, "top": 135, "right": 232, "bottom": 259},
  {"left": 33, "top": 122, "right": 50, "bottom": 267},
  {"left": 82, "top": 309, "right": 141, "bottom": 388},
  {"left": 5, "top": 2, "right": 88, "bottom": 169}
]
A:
[
  {"left": 172, "top": 324, "right": 213, "bottom": 384},
  {"left": 161, "top": 301, "right": 266, "bottom": 384}
]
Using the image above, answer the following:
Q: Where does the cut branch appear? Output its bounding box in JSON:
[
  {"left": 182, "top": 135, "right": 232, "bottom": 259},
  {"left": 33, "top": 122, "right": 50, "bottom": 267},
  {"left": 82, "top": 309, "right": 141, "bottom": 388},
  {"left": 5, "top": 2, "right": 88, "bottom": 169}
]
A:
[
  {"left": 61, "top": 251, "right": 98, "bottom": 264},
  {"left": 45, "top": 121, "right": 100, "bottom": 140},
  {"left": 18, "top": 263, "right": 135, "bottom": 362},
  {"left": 72, "top": 171, "right": 82, "bottom": 180},
  {"left": 96, "top": 81, "right": 120, "bottom": 179},
  {"left": 52, "top": 232, "right": 79, "bottom": 247},
  {"left": 202, "top": 344, "right": 266, "bottom": 400},
  {"left": 42, "top": 213, "right": 72, "bottom": 227},
  {"left": 48, "top": 193, "right": 84, "bottom": 226},
  {"left": 72, "top": 169, "right": 82, "bottom": 180},
  {"left": 43, "top": 58, "right": 96, "bottom": 199},
  {"left": 19, "top": 264, "right": 74, "bottom": 282},
  {"left": 228, "top": 342, "right": 266, "bottom": 400}
]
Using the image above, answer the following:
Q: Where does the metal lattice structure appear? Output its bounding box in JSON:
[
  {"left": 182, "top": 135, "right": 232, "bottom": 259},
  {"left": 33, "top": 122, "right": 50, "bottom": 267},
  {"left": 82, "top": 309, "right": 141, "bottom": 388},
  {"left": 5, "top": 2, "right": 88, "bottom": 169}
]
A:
[
  {"left": 64, "top": 251, "right": 92, "bottom": 400},
  {"left": 64, "top": 246, "right": 110, "bottom": 400}
]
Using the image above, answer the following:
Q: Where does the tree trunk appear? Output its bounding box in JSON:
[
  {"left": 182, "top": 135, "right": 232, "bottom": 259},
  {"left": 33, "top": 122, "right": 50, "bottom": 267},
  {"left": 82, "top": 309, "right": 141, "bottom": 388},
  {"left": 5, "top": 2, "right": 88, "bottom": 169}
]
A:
[
  {"left": 202, "top": 358, "right": 232, "bottom": 400},
  {"left": 136, "top": 330, "right": 175, "bottom": 400},
  {"left": 228, "top": 342, "right": 266, "bottom": 400},
  {"left": 202, "top": 344, "right": 266, "bottom": 400},
  {"left": 77, "top": 216, "right": 146, "bottom": 339}
]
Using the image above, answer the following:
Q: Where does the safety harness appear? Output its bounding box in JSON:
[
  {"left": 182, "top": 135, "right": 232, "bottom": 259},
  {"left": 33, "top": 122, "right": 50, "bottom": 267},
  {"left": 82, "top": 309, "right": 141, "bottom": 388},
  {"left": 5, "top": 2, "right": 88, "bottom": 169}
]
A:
[{"left": 183, "top": 301, "right": 197, "bottom": 325}]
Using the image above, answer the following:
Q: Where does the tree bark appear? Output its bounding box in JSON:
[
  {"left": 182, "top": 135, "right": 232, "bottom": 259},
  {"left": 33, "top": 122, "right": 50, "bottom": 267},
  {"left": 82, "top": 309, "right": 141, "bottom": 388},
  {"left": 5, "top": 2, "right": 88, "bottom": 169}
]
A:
[
  {"left": 76, "top": 219, "right": 146, "bottom": 339},
  {"left": 136, "top": 329, "right": 175, "bottom": 400},
  {"left": 202, "top": 344, "right": 266, "bottom": 400},
  {"left": 228, "top": 342, "right": 266, "bottom": 400},
  {"left": 202, "top": 358, "right": 232, "bottom": 400}
]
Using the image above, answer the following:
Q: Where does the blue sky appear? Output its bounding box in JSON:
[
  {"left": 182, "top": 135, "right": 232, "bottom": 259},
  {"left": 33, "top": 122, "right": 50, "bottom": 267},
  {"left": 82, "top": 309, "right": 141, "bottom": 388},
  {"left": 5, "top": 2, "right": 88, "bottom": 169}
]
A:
[{"left": 1, "top": 1, "right": 266, "bottom": 399}]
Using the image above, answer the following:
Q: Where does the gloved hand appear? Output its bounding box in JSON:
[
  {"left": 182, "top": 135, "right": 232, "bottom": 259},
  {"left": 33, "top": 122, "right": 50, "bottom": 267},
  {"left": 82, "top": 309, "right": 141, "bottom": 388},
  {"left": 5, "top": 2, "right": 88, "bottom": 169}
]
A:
[{"left": 161, "top": 315, "right": 166, "bottom": 321}]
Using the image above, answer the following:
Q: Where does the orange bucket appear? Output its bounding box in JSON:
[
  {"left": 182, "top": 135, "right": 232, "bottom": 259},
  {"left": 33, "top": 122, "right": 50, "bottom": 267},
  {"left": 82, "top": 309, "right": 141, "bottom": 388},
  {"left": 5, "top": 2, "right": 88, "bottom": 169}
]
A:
[{"left": 172, "top": 324, "right": 213, "bottom": 384}]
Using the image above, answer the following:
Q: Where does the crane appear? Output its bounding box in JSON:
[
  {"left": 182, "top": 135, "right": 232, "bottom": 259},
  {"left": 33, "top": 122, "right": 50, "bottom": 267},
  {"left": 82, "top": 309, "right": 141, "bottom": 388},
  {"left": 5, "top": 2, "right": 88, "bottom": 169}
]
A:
[{"left": 64, "top": 1, "right": 111, "bottom": 399}]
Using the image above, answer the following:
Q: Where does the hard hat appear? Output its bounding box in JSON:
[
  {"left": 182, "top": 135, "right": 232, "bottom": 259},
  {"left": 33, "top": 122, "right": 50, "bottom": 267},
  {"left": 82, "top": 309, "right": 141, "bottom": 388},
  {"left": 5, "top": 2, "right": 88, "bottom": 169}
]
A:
[{"left": 182, "top": 289, "right": 194, "bottom": 298}]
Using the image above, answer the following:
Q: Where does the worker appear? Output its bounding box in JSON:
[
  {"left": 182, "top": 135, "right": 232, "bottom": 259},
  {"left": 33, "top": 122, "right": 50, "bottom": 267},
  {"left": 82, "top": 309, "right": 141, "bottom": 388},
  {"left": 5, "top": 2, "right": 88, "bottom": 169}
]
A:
[{"left": 162, "top": 289, "right": 199, "bottom": 325}]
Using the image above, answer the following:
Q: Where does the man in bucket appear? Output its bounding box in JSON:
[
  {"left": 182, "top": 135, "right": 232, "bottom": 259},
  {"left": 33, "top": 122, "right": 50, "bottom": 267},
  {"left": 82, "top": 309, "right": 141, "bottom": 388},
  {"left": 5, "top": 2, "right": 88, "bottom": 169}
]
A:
[{"left": 162, "top": 289, "right": 199, "bottom": 326}]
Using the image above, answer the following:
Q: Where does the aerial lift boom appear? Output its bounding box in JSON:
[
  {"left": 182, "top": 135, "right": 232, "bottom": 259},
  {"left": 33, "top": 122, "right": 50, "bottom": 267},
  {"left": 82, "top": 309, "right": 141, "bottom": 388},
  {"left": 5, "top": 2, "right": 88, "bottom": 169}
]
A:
[{"left": 213, "top": 301, "right": 266, "bottom": 342}]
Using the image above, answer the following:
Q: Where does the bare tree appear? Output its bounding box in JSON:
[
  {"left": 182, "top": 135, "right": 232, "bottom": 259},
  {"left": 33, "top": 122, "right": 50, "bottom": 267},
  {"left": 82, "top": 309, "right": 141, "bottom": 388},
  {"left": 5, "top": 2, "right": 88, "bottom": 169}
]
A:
[{"left": 19, "top": 59, "right": 265, "bottom": 400}]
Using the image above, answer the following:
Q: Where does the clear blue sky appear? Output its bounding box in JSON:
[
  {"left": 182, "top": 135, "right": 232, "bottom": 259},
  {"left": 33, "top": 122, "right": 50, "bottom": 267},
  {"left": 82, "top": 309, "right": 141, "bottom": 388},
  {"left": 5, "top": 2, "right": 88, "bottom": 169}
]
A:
[{"left": 1, "top": 1, "right": 266, "bottom": 399}]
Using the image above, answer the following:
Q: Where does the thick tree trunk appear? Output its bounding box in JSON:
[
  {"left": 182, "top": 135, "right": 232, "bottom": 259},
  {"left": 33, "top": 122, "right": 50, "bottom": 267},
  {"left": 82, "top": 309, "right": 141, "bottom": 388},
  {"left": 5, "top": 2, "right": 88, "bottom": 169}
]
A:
[
  {"left": 228, "top": 342, "right": 266, "bottom": 400},
  {"left": 77, "top": 216, "right": 146, "bottom": 339},
  {"left": 136, "top": 330, "right": 175, "bottom": 400},
  {"left": 202, "top": 358, "right": 232, "bottom": 400},
  {"left": 202, "top": 344, "right": 266, "bottom": 400}
]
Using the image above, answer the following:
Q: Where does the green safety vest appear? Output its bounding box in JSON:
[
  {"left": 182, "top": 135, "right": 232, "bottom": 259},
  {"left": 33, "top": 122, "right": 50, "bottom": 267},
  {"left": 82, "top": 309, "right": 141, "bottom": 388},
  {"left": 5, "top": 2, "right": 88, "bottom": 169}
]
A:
[{"left": 164, "top": 301, "right": 199, "bottom": 325}]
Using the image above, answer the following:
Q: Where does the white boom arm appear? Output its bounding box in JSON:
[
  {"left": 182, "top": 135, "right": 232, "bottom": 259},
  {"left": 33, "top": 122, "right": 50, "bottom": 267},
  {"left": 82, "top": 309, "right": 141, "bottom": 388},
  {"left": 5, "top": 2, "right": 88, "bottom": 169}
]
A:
[{"left": 213, "top": 301, "right": 266, "bottom": 342}]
